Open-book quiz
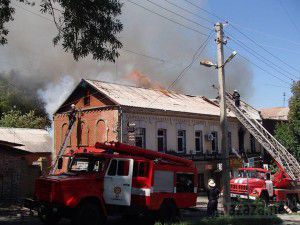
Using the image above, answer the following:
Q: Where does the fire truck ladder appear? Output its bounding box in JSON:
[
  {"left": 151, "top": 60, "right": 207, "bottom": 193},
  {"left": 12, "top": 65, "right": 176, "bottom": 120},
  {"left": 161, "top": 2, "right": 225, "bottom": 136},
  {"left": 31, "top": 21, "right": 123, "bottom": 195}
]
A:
[
  {"left": 49, "top": 115, "right": 77, "bottom": 175},
  {"left": 225, "top": 92, "right": 300, "bottom": 180}
]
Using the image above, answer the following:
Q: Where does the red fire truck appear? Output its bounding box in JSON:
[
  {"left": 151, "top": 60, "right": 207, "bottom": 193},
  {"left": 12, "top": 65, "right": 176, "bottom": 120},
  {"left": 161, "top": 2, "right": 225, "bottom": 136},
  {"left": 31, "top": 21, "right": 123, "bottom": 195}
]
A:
[
  {"left": 230, "top": 166, "right": 300, "bottom": 211},
  {"left": 224, "top": 93, "right": 300, "bottom": 212},
  {"left": 28, "top": 142, "right": 198, "bottom": 225}
]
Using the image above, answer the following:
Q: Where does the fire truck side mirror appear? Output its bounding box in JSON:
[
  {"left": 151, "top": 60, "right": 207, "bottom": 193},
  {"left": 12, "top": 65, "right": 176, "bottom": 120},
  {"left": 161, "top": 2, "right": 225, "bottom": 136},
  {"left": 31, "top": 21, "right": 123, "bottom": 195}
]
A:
[{"left": 58, "top": 157, "right": 63, "bottom": 170}]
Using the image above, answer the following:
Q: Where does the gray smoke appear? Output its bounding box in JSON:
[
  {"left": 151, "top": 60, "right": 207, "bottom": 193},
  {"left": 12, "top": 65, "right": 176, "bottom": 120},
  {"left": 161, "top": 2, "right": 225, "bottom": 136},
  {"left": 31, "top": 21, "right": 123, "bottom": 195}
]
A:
[{"left": 0, "top": 0, "right": 253, "bottom": 117}]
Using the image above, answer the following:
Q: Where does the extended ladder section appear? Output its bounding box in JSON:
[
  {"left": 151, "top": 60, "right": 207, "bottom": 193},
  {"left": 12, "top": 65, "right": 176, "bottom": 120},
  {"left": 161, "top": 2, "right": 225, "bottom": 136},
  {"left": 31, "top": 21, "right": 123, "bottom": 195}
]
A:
[
  {"left": 49, "top": 115, "right": 77, "bottom": 175},
  {"left": 225, "top": 92, "right": 300, "bottom": 180},
  {"left": 95, "top": 142, "right": 194, "bottom": 167}
]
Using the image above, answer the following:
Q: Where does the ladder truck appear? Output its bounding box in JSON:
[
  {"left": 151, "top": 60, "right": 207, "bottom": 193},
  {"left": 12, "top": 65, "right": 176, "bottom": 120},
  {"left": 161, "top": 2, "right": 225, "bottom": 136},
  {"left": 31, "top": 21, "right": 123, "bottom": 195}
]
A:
[
  {"left": 49, "top": 104, "right": 77, "bottom": 175},
  {"left": 226, "top": 92, "right": 300, "bottom": 211},
  {"left": 28, "top": 141, "right": 197, "bottom": 224}
]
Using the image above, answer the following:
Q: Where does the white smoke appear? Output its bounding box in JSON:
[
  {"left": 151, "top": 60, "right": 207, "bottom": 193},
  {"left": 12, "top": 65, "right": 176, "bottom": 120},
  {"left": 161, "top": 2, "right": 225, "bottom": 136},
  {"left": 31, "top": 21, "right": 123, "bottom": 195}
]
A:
[{"left": 0, "top": 0, "right": 254, "bottom": 117}]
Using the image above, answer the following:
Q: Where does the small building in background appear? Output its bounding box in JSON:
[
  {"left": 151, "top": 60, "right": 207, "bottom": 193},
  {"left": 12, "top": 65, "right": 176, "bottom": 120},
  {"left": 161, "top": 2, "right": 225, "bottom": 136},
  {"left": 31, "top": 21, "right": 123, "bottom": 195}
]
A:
[
  {"left": 260, "top": 107, "right": 289, "bottom": 134},
  {"left": 0, "top": 128, "right": 52, "bottom": 203}
]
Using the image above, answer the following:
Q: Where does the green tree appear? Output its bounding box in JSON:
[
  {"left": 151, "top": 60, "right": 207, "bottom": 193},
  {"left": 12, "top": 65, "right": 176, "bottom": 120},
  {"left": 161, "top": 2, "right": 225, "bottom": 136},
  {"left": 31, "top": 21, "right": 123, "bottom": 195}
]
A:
[
  {"left": 275, "top": 81, "right": 300, "bottom": 161},
  {"left": 0, "top": 109, "right": 48, "bottom": 129},
  {"left": 0, "top": 0, "right": 123, "bottom": 62},
  {"left": 0, "top": 74, "right": 51, "bottom": 128}
]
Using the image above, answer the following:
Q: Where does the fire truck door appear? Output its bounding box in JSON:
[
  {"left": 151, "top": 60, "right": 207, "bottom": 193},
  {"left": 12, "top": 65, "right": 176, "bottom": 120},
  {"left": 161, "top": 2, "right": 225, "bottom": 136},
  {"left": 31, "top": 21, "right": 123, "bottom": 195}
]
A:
[{"left": 104, "top": 158, "right": 133, "bottom": 206}]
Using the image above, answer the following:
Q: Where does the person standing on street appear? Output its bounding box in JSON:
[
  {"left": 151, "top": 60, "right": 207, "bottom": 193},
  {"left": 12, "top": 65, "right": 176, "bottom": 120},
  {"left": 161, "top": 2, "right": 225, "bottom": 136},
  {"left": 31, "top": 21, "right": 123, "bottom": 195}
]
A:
[{"left": 207, "top": 179, "right": 220, "bottom": 217}]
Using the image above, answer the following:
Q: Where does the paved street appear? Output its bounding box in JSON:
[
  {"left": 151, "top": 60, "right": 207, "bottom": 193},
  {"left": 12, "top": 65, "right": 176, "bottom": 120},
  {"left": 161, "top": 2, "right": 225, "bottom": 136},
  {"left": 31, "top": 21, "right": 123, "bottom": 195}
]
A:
[{"left": 0, "top": 197, "right": 299, "bottom": 225}]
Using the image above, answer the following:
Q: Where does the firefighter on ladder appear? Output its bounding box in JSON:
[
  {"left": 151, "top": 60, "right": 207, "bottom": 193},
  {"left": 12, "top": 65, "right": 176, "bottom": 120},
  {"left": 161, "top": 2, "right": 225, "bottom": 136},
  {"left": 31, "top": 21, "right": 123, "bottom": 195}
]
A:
[
  {"left": 232, "top": 90, "right": 241, "bottom": 107},
  {"left": 68, "top": 104, "right": 77, "bottom": 129}
]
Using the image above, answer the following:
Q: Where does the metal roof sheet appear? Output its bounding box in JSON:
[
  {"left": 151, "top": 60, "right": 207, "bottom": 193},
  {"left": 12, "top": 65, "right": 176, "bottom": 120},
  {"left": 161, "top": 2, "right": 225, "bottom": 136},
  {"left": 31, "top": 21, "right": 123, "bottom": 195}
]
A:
[
  {"left": 260, "top": 107, "right": 289, "bottom": 121},
  {"left": 85, "top": 79, "right": 236, "bottom": 117},
  {"left": 0, "top": 128, "right": 52, "bottom": 153}
]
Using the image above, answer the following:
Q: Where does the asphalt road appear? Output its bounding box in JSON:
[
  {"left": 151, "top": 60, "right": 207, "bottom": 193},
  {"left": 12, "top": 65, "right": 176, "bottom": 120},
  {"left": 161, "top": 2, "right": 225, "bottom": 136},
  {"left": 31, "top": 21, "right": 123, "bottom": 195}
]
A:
[{"left": 0, "top": 196, "right": 299, "bottom": 225}]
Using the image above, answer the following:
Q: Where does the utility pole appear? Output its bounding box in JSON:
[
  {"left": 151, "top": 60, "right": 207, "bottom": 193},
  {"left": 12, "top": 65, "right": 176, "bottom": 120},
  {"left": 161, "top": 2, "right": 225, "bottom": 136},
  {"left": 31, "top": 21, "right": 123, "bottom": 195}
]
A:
[
  {"left": 283, "top": 92, "right": 286, "bottom": 107},
  {"left": 200, "top": 22, "right": 236, "bottom": 216},
  {"left": 215, "top": 22, "right": 231, "bottom": 215}
]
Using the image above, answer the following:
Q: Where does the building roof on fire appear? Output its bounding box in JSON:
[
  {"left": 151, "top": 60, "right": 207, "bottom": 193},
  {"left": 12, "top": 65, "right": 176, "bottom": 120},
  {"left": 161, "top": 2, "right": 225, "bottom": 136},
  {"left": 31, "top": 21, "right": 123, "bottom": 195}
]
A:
[
  {"left": 260, "top": 107, "right": 289, "bottom": 121},
  {"left": 0, "top": 128, "right": 52, "bottom": 153},
  {"left": 83, "top": 79, "right": 236, "bottom": 117}
]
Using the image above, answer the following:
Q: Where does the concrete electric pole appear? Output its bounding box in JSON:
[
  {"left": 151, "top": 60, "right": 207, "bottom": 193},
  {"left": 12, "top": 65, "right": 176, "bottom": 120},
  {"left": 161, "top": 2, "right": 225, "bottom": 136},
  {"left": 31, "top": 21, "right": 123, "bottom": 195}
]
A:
[
  {"left": 200, "top": 22, "right": 237, "bottom": 215},
  {"left": 215, "top": 22, "right": 231, "bottom": 215}
]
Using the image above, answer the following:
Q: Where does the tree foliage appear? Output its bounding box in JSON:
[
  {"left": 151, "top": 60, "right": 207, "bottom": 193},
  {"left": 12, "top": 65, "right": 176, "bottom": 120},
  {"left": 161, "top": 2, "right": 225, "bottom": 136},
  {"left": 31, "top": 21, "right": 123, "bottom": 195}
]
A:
[
  {"left": 0, "top": 75, "right": 51, "bottom": 129},
  {"left": 0, "top": 109, "right": 48, "bottom": 129},
  {"left": 0, "top": 0, "right": 123, "bottom": 62},
  {"left": 275, "top": 81, "right": 300, "bottom": 161}
]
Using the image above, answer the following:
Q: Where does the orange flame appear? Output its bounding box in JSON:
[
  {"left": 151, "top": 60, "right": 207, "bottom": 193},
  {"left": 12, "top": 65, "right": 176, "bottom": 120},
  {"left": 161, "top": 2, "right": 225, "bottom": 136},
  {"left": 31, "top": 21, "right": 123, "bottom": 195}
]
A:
[{"left": 126, "top": 70, "right": 165, "bottom": 90}]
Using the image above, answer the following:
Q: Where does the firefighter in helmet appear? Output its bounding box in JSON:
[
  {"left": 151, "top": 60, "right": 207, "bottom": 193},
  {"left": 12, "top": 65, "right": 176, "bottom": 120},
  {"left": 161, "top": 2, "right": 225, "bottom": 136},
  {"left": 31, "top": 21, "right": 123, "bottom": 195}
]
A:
[
  {"left": 207, "top": 179, "right": 220, "bottom": 217},
  {"left": 68, "top": 104, "right": 77, "bottom": 129},
  {"left": 232, "top": 90, "right": 241, "bottom": 107}
]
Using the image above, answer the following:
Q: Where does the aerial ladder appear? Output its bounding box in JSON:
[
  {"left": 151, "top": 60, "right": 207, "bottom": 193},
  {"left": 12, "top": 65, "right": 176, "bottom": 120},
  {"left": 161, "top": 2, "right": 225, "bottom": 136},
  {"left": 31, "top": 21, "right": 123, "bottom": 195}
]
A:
[
  {"left": 49, "top": 105, "right": 78, "bottom": 175},
  {"left": 225, "top": 92, "right": 300, "bottom": 180}
]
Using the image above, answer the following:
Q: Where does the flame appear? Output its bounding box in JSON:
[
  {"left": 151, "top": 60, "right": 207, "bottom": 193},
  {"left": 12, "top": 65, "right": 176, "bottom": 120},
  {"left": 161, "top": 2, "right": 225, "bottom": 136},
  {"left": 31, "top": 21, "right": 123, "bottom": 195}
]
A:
[{"left": 126, "top": 70, "right": 164, "bottom": 90}]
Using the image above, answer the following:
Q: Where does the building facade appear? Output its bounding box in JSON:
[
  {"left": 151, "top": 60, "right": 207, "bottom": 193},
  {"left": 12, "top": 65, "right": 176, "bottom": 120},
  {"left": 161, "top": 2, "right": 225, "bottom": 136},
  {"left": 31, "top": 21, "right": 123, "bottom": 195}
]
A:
[{"left": 54, "top": 79, "right": 262, "bottom": 190}]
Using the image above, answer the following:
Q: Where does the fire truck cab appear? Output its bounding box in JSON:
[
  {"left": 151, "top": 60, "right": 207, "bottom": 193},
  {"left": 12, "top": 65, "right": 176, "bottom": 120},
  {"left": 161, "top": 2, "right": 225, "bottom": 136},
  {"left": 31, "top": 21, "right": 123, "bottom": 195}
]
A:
[
  {"left": 230, "top": 167, "right": 300, "bottom": 211},
  {"left": 31, "top": 142, "right": 197, "bottom": 225}
]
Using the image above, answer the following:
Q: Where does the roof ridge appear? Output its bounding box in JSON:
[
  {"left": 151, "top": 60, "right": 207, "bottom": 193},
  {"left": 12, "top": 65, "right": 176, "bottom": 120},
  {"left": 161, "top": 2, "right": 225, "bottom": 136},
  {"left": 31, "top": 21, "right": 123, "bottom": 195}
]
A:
[{"left": 84, "top": 78, "right": 202, "bottom": 98}]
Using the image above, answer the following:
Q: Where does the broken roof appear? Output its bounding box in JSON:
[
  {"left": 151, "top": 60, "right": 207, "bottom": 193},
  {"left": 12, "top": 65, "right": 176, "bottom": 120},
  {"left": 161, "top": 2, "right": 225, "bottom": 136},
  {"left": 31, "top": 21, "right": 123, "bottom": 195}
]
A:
[
  {"left": 0, "top": 128, "right": 52, "bottom": 153},
  {"left": 260, "top": 107, "right": 289, "bottom": 121},
  {"left": 84, "top": 79, "right": 236, "bottom": 117}
]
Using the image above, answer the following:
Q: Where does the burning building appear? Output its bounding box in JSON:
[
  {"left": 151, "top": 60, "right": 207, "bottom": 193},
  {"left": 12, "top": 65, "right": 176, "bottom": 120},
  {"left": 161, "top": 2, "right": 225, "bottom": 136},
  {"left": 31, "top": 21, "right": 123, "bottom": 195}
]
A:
[{"left": 53, "top": 79, "right": 263, "bottom": 191}]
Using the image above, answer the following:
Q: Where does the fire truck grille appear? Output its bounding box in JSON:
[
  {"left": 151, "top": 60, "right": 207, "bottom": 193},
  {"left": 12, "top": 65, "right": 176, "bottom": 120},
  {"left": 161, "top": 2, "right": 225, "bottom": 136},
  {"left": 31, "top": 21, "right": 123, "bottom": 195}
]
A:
[{"left": 231, "top": 184, "right": 247, "bottom": 192}]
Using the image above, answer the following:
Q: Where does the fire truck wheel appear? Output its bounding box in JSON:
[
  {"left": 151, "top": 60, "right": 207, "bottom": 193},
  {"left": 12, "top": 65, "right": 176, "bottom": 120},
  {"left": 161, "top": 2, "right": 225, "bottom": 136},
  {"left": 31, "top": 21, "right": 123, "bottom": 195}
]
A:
[
  {"left": 73, "top": 203, "right": 103, "bottom": 225},
  {"left": 158, "top": 200, "right": 179, "bottom": 223},
  {"left": 38, "top": 207, "right": 61, "bottom": 225}
]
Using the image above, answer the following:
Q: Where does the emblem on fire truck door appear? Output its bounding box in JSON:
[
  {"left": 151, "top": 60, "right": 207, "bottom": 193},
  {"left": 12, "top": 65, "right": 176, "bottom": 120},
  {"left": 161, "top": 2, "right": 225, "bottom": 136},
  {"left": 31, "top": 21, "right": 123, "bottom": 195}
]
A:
[{"left": 113, "top": 186, "right": 122, "bottom": 199}]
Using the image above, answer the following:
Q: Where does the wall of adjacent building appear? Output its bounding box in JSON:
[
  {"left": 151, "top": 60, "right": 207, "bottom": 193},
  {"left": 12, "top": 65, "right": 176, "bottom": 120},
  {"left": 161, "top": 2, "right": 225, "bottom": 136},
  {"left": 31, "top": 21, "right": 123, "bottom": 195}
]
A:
[{"left": 0, "top": 148, "right": 41, "bottom": 203}]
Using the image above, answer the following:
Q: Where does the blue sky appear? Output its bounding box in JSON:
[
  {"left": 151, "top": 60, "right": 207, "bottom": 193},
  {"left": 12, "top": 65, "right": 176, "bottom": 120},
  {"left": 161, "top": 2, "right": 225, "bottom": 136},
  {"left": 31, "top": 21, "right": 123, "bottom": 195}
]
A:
[{"left": 204, "top": 0, "right": 300, "bottom": 108}]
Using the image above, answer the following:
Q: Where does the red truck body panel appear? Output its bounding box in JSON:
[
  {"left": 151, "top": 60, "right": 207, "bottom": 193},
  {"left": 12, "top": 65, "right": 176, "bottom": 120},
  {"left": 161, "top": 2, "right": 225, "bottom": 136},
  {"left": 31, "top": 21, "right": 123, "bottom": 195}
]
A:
[{"left": 35, "top": 142, "right": 197, "bottom": 216}]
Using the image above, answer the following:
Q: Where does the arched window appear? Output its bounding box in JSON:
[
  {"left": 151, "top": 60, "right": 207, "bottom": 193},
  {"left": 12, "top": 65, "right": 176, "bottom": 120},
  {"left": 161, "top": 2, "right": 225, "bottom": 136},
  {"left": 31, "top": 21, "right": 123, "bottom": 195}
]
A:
[
  {"left": 95, "top": 119, "right": 108, "bottom": 143},
  {"left": 77, "top": 121, "right": 89, "bottom": 146}
]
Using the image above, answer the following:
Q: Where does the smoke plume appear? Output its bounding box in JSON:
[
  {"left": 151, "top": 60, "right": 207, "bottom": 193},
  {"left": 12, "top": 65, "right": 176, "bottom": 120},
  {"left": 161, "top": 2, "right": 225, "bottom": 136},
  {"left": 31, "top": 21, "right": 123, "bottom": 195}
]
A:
[{"left": 0, "top": 0, "right": 254, "bottom": 118}]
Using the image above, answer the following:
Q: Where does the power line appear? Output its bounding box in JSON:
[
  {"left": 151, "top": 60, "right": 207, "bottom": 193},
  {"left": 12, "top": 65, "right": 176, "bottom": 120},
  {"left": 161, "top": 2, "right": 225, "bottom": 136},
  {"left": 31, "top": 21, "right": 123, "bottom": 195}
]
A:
[
  {"left": 144, "top": 30, "right": 214, "bottom": 108},
  {"left": 183, "top": 0, "right": 224, "bottom": 21},
  {"left": 13, "top": 3, "right": 53, "bottom": 22},
  {"left": 144, "top": 0, "right": 211, "bottom": 30},
  {"left": 263, "top": 83, "right": 290, "bottom": 89},
  {"left": 229, "top": 22, "right": 300, "bottom": 46},
  {"left": 122, "top": 49, "right": 165, "bottom": 63},
  {"left": 163, "top": 0, "right": 215, "bottom": 24},
  {"left": 126, "top": 0, "right": 208, "bottom": 36},
  {"left": 229, "top": 24, "right": 300, "bottom": 74},
  {"left": 183, "top": 0, "right": 300, "bottom": 74},
  {"left": 228, "top": 36, "right": 297, "bottom": 81},
  {"left": 279, "top": 0, "right": 300, "bottom": 35},
  {"left": 225, "top": 45, "right": 292, "bottom": 85},
  {"left": 13, "top": 2, "right": 182, "bottom": 68},
  {"left": 168, "top": 30, "right": 214, "bottom": 90}
]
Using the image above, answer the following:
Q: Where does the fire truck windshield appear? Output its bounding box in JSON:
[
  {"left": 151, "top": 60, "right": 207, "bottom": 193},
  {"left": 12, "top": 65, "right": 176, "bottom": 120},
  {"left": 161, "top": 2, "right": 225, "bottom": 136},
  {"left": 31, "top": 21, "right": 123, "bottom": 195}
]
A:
[
  {"left": 237, "top": 170, "right": 266, "bottom": 179},
  {"left": 68, "top": 157, "right": 106, "bottom": 173}
]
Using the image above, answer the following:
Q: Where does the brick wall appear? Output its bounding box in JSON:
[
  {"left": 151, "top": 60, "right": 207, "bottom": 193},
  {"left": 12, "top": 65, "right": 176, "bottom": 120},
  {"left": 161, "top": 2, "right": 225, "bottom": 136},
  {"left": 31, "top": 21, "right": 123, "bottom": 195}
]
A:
[{"left": 0, "top": 147, "right": 41, "bottom": 203}]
